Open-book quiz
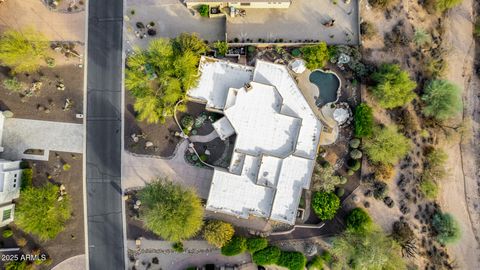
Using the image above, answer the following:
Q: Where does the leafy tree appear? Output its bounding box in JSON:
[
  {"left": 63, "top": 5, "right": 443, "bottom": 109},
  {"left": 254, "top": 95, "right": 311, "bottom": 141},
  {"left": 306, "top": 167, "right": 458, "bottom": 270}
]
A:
[
  {"left": 125, "top": 34, "right": 206, "bottom": 124},
  {"left": 246, "top": 237, "right": 268, "bottom": 253},
  {"left": 363, "top": 125, "right": 411, "bottom": 166},
  {"left": 138, "top": 179, "right": 204, "bottom": 242},
  {"left": 435, "top": 0, "right": 462, "bottom": 12},
  {"left": 203, "top": 220, "right": 234, "bottom": 248},
  {"left": 214, "top": 41, "right": 228, "bottom": 56},
  {"left": 198, "top": 4, "right": 209, "bottom": 17},
  {"left": 332, "top": 229, "right": 406, "bottom": 270},
  {"left": 354, "top": 103, "right": 374, "bottom": 138},
  {"left": 221, "top": 236, "right": 246, "bottom": 256},
  {"left": 422, "top": 80, "right": 463, "bottom": 121},
  {"left": 432, "top": 212, "right": 461, "bottom": 244},
  {"left": 252, "top": 246, "right": 281, "bottom": 266},
  {"left": 419, "top": 179, "right": 439, "bottom": 199},
  {"left": 346, "top": 208, "right": 372, "bottom": 233},
  {"left": 307, "top": 255, "right": 323, "bottom": 270},
  {"left": 277, "top": 251, "right": 307, "bottom": 270},
  {"left": 0, "top": 29, "right": 50, "bottom": 73},
  {"left": 413, "top": 28, "right": 431, "bottom": 47},
  {"left": 300, "top": 42, "right": 330, "bottom": 69},
  {"left": 3, "top": 78, "right": 24, "bottom": 92},
  {"left": 15, "top": 183, "right": 72, "bottom": 240},
  {"left": 371, "top": 63, "right": 417, "bottom": 109},
  {"left": 311, "top": 163, "right": 347, "bottom": 193},
  {"left": 311, "top": 192, "right": 340, "bottom": 220}
]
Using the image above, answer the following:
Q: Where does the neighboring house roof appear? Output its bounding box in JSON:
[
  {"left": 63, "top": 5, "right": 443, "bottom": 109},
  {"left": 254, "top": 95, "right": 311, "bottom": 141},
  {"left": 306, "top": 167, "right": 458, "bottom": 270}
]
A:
[
  {"left": 0, "top": 159, "right": 22, "bottom": 205},
  {"left": 189, "top": 57, "right": 320, "bottom": 224}
]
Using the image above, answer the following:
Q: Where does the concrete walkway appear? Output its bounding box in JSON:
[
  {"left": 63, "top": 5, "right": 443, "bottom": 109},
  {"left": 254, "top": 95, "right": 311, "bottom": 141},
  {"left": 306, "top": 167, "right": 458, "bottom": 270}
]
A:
[
  {"left": 1, "top": 118, "right": 83, "bottom": 160},
  {"left": 0, "top": 0, "right": 85, "bottom": 42},
  {"left": 52, "top": 254, "right": 86, "bottom": 270},
  {"left": 122, "top": 140, "right": 213, "bottom": 198},
  {"left": 190, "top": 130, "right": 219, "bottom": 143}
]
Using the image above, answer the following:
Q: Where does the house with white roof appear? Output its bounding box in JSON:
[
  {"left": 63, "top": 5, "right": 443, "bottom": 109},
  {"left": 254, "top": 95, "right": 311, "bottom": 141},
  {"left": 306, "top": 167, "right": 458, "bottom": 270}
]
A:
[
  {"left": 0, "top": 159, "right": 22, "bottom": 227},
  {"left": 188, "top": 57, "right": 321, "bottom": 224}
]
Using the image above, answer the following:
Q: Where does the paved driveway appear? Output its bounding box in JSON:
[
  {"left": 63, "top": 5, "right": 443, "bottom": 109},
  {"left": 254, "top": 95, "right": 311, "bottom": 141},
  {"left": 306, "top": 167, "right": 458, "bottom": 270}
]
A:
[
  {"left": 52, "top": 255, "right": 86, "bottom": 270},
  {"left": 0, "top": 118, "right": 83, "bottom": 160},
  {"left": 125, "top": 0, "right": 225, "bottom": 49},
  {"left": 122, "top": 140, "right": 214, "bottom": 198}
]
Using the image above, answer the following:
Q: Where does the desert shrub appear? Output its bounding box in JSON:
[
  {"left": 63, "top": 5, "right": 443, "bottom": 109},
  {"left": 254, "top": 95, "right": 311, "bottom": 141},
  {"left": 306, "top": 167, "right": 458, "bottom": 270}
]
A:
[
  {"left": 20, "top": 168, "right": 33, "bottom": 190},
  {"left": 0, "top": 29, "right": 50, "bottom": 73},
  {"left": 368, "top": 0, "right": 398, "bottom": 9},
  {"left": 181, "top": 114, "right": 194, "bottom": 131},
  {"left": 435, "top": 0, "right": 463, "bottom": 12},
  {"left": 214, "top": 41, "right": 228, "bottom": 56},
  {"left": 354, "top": 103, "right": 374, "bottom": 138},
  {"left": 138, "top": 179, "right": 204, "bottom": 242},
  {"left": 300, "top": 42, "right": 330, "bottom": 69},
  {"left": 360, "top": 21, "right": 377, "bottom": 40},
  {"left": 15, "top": 183, "right": 72, "bottom": 240},
  {"left": 172, "top": 242, "right": 184, "bottom": 252},
  {"left": 422, "top": 80, "right": 463, "bottom": 121},
  {"left": 384, "top": 22, "right": 410, "bottom": 47},
  {"left": 277, "top": 251, "right": 307, "bottom": 270},
  {"left": 198, "top": 5, "right": 209, "bottom": 17},
  {"left": 373, "top": 181, "right": 389, "bottom": 199},
  {"left": 350, "top": 149, "right": 363, "bottom": 160},
  {"left": 422, "top": 148, "right": 448, "bottom": 181},
  {"left": 307, "top": 255, "right": 323, "bottom": 270},
  {"left": 311, "top": 192, "right": 340, "bottom": 220},
  {"left": 203, "top": 220, "right": 234, "bottom": 248},
  {"left": 335, "top": 187, "right": 345, "bottom": 197},
  {"left": 246, "top": 237, "right": 268, "bottom": 253},
  {"left": 329, "top": 45, "right": 368, "bottom": 79},
  {"left": 419, "top": 179, "right": 439, "bottom": 199},
  {"left": 349, "top": 138, "right": 361, "bottom": 148},
  {"left": 374, "top": 163, "right": 395, "bottom": 181},
  {"left": 392, "top": 221, "right": 417, "bottom": 257},
  {"left": 291, "top": 48, "right": 301, "bottom": 57},
  {"left": 423, "top": 55, "right": 447, "bottom": 79},
  {"left": 371, "top": 64, "right": 417, "bottom": 109},
  {"left": 252, "top": 246, "right": 281, "bottom": 266},
  {"left": 363, "top": 125, "right": 411, "bottom": 166},
  {"left": 2, "top": 78, "right": 24, "bottom": 92},
  {"left": 347, "top": 159, "right": 361, "bottom": 171},
  {"left": 311, "top": 163, "right": 347, "bottom": 192},
  {"left": 62, "top": 163, "right": 71, "bottom": 171},
  {"left": 16, "top": 237, "right": 27, "bottom": 247},
  {"left": 413, "top": 28, "right": 431, "bottom": 47},
  {"left": 221, "top": 236, "right": 247, "bottom": 256},
  {"left": 2, "top": 229, "right": 13, "bottom": 238},
  {"left": 346, "top": 208, "right": 372, "bottom": 233},
  {"left": 432, "top": 212, "right": 461, "bottom": 244}
]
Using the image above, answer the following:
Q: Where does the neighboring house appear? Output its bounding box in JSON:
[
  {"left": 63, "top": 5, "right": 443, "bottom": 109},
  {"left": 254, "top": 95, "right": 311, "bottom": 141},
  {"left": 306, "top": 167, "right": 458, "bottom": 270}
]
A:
[
  {"left": 184, "top": 0, "right": 292, "bottom": 9},
  {"left": 188, "top": 57, "right": 321, "bottom": 225},
  {"left": 0, "top": 159, "right": 22, "bottom": 227}
]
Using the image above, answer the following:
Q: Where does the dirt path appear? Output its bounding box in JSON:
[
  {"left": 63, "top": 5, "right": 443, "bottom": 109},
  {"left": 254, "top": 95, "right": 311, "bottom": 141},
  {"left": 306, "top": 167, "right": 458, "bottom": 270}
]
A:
[{"left": 439, "top": 0, "right": 480, "bottom": 268}]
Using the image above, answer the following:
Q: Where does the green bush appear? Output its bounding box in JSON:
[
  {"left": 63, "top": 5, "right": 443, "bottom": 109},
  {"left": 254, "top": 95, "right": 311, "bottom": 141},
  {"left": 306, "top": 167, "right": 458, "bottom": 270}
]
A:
[
  {"left": 350, "top": 149, "right": 363, "bottom": 160},
  {"left": 139, "top": 179, "right": 204, "bottom": 242},
  {"left": 2, "top": 229, "right": 13, "bottom": 238},
  {"left": 349, "top": 138, "right": 361, "bottom": 148},
  {"left": 413, "top": 28, "right": 431, "bottom": 47},
  {"left": 214, "top": 41, "right": 229, "bottom": 56},
  {"left": 62, "top": 163, "right": 71, "bottom": 171},
  {"left": 2, "top": 78, "right": 24, "bottom": 92},
  {"left": 347, "top": 159, "right": 361, "bottom": 171},
  {"left": 20, "top": 168, "right": 33, "bottom": 190},
  {"left": 311, "top": 192, "right": 340, "bottom": 220},
  {"left": 419, "top": 180, "right": 438, "bottom": 199},
  {"left": 432, "top": 212, "right": 461, "bottom": 244},
  {"left": 198, "top": 5, "right": 209, "bottom": 17},
  {"left": 181, "top": 114, "right": 194, "bottom": 131},
  {"left": 363, "top": 125, "right": 411, "bottom": 166},
  {"left": 320, "top": 250, "right": 332, "bottom": 264},
  {"left": 307, "top": 255, "right": 323, "bottom": 270},
  {"left": 335, "top": 187, "right": 345, "bottom": 197},
  {"left": 435, "top": 0, "right": 462, "bottom": 12},
  {"left": 173, "top": 242, "right": 184, "bottom": 252},
  {"left": 277, "top": 251, "right": 307, "bottom": 270},
  {"left": 252, "top": 246, "right": 281, "bottom": 266},
  {"left": 354, "top": 103, "right": 374, "bottom": 138},
  {"left": 371, "top": 63, "right": 417, "bottom": 109},
  {"left": 246, "top": 237, "right": 268, "bottom": 253},
  {"left": 422, "top": 80, "right": 463, "bottom": 121},
  {"left": 346, "top": 208, "right": 372, "bottom": 233},
  {"left": 291, "top": 48, "right": 301, "bottom": 57},
  {"left": 221, "top": 236, "right": 247, "bottom": 256},
  {"left": 300, "top": 42, "right": 330, "bottom": 69},
  {"left": 203, "top": 220, "right": 234, "bottom": 248},
  {"left": 15, "top": 183, "right": 72, "bottom": 240}
]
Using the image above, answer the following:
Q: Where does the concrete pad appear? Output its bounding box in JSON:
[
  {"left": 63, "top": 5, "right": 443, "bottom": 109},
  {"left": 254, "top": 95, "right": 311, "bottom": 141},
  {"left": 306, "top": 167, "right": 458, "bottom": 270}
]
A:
[{"left": 52, "top": 254, "right": 86, "bottom": 270}]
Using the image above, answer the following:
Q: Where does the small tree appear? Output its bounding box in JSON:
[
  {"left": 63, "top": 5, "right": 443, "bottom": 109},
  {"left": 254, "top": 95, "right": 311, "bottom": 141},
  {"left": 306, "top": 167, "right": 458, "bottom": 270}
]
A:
[
  {"left": 432, "top": 212, "right": 461, "bottom": 244},
  {"left": 198, "top": 5, "right": 209, "bottom": 17},
  {"left": 277, "top": 251, "right": 307, "bottom": 270},
  {"left": 203, "top": 220, "right": 234, "bottom": 248},
  {"left": 422, "top": 80, "right": 463, "bottom": 121},
  {"left": 0, "top": 29, "right": 50, "bottom": 73},
  {"left": 15, "top": 183, "right": 72, "bottom": 240},
  {"left": 300, "top": 42, "right": 330, "bottom": 69},
  {"left": 354, "top": 103, "right": 374, "bottom": 138},
  {"left": 214, "top": 41, "right": 229, "bottom": 56},
  {"left": 221, "top": 236, "right": 247, "bottom": 256},
  {"left": 371, "top": 63, "right": 417, "bottom": 109},
  {"left": 346, "top": 208, "right": 372, "bottom": 233},
  {"left": 246, "top": 237, "right": 268, "bottom": 253},
  {"left": 311, "top": 192, "right": 340, "bottom": 220},
  {"left": 252, "top": 246, "right": 281, "bottom": 266},
  {"left": 138, "top": 179, "right": 204, "bottom": 242},
  {"left": 363, "top": 125, "right": 411, "bottom": 166}
]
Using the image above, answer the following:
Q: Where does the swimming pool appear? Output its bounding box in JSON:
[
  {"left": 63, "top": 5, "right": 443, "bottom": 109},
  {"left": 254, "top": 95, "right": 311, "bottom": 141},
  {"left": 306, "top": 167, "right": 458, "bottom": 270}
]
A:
[{"left": 309, "top": 69, "right": 341, "bottom": 107}]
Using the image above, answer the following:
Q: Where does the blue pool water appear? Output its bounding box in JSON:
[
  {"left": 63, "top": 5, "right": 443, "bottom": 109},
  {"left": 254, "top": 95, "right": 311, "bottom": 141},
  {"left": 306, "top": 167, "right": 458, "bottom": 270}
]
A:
[{"left": 309, "top": 70, "right": 340, "bottom": 107}]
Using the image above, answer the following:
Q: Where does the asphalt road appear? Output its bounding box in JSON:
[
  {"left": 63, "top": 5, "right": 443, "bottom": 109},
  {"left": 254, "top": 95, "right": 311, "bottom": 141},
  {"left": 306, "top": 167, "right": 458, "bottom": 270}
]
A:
[{"left": 86, "top": 0, "right": 125, "bottom": 269}]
